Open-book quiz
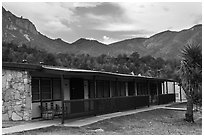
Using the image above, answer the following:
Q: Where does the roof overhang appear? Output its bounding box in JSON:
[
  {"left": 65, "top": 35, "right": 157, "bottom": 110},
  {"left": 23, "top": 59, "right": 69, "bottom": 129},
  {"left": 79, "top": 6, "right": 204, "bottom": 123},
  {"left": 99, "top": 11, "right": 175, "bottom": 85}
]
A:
[{"left": 2, "top": 62, "right": 176, "bottom": 82}]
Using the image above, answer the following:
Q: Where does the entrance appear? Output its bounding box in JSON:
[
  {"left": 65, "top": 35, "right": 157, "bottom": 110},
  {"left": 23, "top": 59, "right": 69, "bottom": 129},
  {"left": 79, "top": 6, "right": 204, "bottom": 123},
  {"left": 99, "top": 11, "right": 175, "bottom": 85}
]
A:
[
  {"left": 70, "top": 78, "right": 84, "bottom": 113},
  {"left": 70, "top": 78, "right": 84, "bottom": 100},
  {"left": 149, "top": 83, "right": 157, "bottom": 104}
]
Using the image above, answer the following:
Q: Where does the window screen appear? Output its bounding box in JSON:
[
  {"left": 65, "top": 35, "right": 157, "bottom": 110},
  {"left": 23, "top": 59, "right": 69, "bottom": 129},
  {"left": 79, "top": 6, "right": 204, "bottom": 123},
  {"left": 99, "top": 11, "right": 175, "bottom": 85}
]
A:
[
  {"left": 88, "top": 80, "right": 95, "bottom": 98},
  {"left": 53, "top": 79, "right": 61, "bottom": 100},
  {"left": 96, "top": 80, "right": 104, "bottom": 98},
  {"left": 41, "top": 79, "right": 51, "bottom": 100},
  {"left": 31, "top": 79, "right": 40, "bottom": 101},
  {"left": 103, "top": 81, "right": 110, "bottom": 98},
  {"left": 128, "top": 82, "right": 135, "bottom": 96}
]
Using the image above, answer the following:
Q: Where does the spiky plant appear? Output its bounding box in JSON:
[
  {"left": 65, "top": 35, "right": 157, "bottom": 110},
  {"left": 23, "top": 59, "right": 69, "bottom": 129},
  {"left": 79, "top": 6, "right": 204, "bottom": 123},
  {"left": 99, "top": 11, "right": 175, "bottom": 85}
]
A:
[{"left": 179, "top": 43, "right": 202, "bottom": 122}]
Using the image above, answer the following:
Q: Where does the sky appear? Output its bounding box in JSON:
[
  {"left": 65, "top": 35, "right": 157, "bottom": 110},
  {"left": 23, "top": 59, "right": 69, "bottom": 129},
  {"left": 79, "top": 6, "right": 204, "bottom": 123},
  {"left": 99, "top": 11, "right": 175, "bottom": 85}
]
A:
[{"left": 2, "top": 2, "right": 202, "bottom": 44}]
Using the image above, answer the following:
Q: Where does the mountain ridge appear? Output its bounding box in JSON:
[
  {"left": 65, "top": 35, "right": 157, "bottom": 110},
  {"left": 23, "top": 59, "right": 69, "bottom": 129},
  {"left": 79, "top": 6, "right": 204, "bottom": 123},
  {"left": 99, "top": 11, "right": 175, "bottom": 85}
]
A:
[{"left": 2, "top": 7, "right": 202, "bottom": 60}]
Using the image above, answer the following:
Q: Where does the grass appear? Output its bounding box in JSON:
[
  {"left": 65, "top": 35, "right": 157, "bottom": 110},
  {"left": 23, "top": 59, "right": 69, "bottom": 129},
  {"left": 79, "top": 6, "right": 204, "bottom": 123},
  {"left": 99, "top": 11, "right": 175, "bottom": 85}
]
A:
[{"left": 10, "top": 108, "right": 202, "bottom": 135}]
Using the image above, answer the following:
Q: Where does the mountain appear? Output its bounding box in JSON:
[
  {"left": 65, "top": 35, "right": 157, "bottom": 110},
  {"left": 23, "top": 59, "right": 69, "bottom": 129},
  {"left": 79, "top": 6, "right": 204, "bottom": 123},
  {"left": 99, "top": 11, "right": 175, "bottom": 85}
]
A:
[{"left": 2, "top": 7, "right": 202, "bottom": 60}]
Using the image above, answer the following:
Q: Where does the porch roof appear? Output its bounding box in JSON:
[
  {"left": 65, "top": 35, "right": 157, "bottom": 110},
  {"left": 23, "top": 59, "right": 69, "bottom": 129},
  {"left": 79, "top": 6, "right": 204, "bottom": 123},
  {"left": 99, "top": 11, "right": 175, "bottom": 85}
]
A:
[{"left": 3, "top": 62, "right": 175, "bottom": 82}]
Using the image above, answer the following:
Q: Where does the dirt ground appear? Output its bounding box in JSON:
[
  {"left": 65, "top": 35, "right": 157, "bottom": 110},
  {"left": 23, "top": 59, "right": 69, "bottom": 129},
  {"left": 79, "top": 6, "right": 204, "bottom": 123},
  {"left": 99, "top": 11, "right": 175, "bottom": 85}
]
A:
[{"left": 10, "top": 108, "right": 202, "bottom": 135}]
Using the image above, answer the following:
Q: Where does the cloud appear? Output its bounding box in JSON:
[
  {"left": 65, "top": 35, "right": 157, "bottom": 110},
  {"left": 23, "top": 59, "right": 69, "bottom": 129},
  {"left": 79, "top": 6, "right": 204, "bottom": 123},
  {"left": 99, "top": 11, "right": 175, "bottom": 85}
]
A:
[
  {"left": 73, "top": 2, "right": 101, "bottom": 8},
  {"left": 101, "top": 35, "right": 119, "bottom": 44},
  {"left": 3, "top": 2, "right": 74, "bottom": 33},
  {"left": 95, "top": 23, "right": 139, "bottom": 32},
  {"left": 192, "top": 14, "right": 202, "bottom": 24},
  {"left": 3, "top": 2, "right": 202, "bottom": 44},
  {"left": 74, "top": 2, "right": 124, "bottom": 16},
  {"left": 162, "top": 6, "right": 169, "bottom": 12}
]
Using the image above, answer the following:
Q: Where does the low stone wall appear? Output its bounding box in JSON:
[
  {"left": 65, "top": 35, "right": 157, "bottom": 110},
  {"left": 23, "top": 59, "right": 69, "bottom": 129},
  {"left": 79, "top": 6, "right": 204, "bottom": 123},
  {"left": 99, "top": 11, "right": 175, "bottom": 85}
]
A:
[{"left": 2, "top": 69, "right": 32, "bottom": 121}]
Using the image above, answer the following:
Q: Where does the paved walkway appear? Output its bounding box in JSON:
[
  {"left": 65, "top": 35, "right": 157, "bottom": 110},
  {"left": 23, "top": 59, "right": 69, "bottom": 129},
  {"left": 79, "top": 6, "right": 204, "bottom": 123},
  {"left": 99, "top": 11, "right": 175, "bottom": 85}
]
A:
[
  {"left": 159, "top": 107, "right": 187, "bottom": 111},
  {"left": 2, "top": 119, "right": 60, "bottom": 135},
  {"left": 2, "top": 103, "right": 180, "bottom": 135}
]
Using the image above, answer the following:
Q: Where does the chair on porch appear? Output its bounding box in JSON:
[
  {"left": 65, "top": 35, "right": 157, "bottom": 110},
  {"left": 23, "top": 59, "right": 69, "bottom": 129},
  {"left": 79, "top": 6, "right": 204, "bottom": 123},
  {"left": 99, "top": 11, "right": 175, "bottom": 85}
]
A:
[
  {"left": 55, "top": 104, "right": 62, "bottom": 116},
  {"left": 39, "top": 102, "right": 55, "bottom": 120}
]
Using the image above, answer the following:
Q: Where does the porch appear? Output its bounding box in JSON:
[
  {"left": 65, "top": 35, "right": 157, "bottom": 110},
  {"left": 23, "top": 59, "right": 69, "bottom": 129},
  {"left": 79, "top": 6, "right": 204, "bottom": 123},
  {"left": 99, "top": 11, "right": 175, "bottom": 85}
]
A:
[{"left": 30, "top": 65, "right": 176, "bottom": 123}]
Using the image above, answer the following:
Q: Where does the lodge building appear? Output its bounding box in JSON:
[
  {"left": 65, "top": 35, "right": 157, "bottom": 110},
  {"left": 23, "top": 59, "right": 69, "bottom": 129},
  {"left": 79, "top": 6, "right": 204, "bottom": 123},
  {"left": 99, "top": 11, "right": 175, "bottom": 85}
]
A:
[{"left": 2, "top": 62, "right": 178, "bottom": 123}]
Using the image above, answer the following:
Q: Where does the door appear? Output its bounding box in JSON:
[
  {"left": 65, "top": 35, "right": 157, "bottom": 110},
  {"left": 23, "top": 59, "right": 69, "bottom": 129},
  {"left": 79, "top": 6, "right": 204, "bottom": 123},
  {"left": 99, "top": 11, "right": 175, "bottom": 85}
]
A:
[
  {"left": 70, "top": 78, "right": 84, "bottom": 100},
  {"left": 70, "top": 78, "right": 84, "bottom": 113},
  {"left": 150, "top": 83, "right": 157, "bottom": 104}
]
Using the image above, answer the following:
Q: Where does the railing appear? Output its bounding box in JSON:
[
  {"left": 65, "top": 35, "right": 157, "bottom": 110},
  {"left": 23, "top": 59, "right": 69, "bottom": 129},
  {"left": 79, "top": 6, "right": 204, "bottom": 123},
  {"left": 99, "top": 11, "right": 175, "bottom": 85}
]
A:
[
  {"left": 158, "top": 93, "right": 175, "bottom": 105},
  {"left": 63, "top": 95, "right": 149, "bottom": 119}
]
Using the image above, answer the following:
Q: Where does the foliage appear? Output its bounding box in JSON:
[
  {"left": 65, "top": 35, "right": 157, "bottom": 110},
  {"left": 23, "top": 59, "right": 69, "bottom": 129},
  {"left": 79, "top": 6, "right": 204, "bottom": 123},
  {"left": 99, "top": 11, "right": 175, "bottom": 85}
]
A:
[
  {"left": 179, "top": 43, "right": 202, "bottom": 122},
  {"left": 3, "top": 42, "right": 180, "bottom": 80}
]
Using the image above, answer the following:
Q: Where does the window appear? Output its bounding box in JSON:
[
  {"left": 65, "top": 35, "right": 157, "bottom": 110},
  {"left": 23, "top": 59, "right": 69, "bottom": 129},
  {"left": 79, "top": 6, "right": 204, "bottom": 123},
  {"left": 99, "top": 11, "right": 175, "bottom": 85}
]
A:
[
  {"left": 111, "top": 81, "right": 118, "bottom": 97},
  {"left": 96, "top": 80, "right": 104, "bottom": 98},
  {"left": 128, "top": 82, "right": 135, "bottom": 96},
  {"left": 41, "top": 79, "right": 51, "bottom": 100},
  {"left": 120, "top": 82, "right": 126, "bottom": 96},
  {"left": 31, "top": 79, "right": 40, "bottom": 101},
  {"left": 88, "top": 80, "right": 95, "bottom": 98},
  {"left": 103, "top": 81, "right": 110, "bottom": 98},
  {"left": 53, "top": 79, "right": 61, "bottom": 100}
]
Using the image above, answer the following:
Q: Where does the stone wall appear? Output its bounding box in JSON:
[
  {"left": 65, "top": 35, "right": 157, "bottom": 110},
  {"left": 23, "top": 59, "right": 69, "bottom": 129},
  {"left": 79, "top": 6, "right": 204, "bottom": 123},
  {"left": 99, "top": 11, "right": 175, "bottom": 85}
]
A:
[{"left": 2, "top": 69, "right": 32, "bottom": 121}]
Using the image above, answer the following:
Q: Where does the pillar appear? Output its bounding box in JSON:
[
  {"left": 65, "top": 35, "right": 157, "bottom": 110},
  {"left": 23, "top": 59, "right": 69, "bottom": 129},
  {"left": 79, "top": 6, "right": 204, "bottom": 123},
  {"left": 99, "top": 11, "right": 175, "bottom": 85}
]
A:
[
  {"left": 84, "top": 80, "right": 89, "bottom": 99},
  {"left": 60, "top": 75, "right": 65, "bottom": 124},
  {"left": 147, "top": 81, "right": 150, "bottom": 95},
  {"left": 173, "top": 82, "right": 176, "bottom": 94},
  {"left": 162, "top": 82, "right": 165, "bottom": 94},
  {"left": 84, "top": 80, "right": 89, "bottom": 112},
  {"left": 156, "top": 82, "right": 159, "bottom": 105},
  {"left": 109, "top": 80, "right": 112, "bottom": 97},
  {"left": 166, "top": 81, "right": 168, "bottom": 94},
  {"left": 63, "top": 79, "right": 70, "bottom": 100},
  {"left": 116, "top": 78, "right": 118, "bottom": 96},
  {"left": 180, "top": 85, "right": 182, "bottom": 102},
  {"left": 173, "top": 82, "right": 176, "bottom": 102},
  {"left": 147, "top": 81, "right": 150, "bottom": 107},
  {"left": 156, "top": 82, "right": 159, "bottom": 96},
  {"left": 134, "top": 80, "right": 138, "bottom": 96},
  {"left": 125, "top": 82, "right": 128, "bottom": 96},
  {"left": 94, "top": 76, "right": 97, "bottom": 98}
]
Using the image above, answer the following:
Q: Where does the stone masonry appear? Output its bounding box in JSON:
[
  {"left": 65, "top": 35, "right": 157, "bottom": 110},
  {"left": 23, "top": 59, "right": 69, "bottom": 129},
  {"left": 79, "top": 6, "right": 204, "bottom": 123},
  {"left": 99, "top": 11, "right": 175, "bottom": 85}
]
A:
[{"left": 2, "top": 69, "right": 32, "bottom": 121}]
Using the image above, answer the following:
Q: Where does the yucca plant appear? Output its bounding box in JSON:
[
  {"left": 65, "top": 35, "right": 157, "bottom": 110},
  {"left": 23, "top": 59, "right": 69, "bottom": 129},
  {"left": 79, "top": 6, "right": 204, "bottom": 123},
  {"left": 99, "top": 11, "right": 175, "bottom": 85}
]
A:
[{"left": 179, "top": 43, "right": 202, "bottom": 122}]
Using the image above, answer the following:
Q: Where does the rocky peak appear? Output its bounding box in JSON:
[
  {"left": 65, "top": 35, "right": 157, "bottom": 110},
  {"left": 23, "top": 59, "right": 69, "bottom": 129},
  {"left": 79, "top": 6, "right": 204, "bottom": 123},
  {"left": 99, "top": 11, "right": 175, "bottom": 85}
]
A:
[
  {"left": 15, "top": 18, "right": 38, "bottom": 35},
  {"left": 3, "top": 7, "right": 38, "bottom": 35}
]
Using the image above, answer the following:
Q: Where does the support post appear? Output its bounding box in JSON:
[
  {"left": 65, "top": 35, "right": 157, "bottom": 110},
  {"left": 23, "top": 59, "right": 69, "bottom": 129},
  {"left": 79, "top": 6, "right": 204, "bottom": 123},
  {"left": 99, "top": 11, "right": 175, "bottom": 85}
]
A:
[
  {"left": 166, "top": 81, "right": 168, "bottom": 94},
  {"left": 109, "top": 80, "right": 112, "bottom": 97},
  {"left": 60, "top": 75, "right": 65, "bottom": 124},
  {"left": 173, "top": 82, "right": 176, "bottom": 102},
  {"left": 156, "top": 82, "right": 159, "bottom": 96},
  {"left": 162, "top": 82, "right": 165, "bottom": 94},
  {"left": 125, "top": 82, "right": 128, "bottom": 96},
  {"left": 84, "top": 80, "right": 89, "bottom": 112},
  {"left": 84, "top": 80, "right": 89, "bottom": 99},
  {"left": 116, "top": 78, "right": 118, "bottom": 96},
  {"left": 39, "top": 79, "right": 42, "bottom": 118},
  {"left": 134, "top": 80, "right": 137, "bottom": 96},
  {"left": 156, "top": 82, "right": 159, "bottom": 105},
  {"left": 147, "top": 81, "right": 150, "bottom": 95},
  {"left": 147, "top": 81, "right": 150, "bottom": 107},
  {"left": 94, "top": 76, "right": 97, "bottom": 98},
  {"left": 180, "top": 85, "right": 182, "bottom": 102}
]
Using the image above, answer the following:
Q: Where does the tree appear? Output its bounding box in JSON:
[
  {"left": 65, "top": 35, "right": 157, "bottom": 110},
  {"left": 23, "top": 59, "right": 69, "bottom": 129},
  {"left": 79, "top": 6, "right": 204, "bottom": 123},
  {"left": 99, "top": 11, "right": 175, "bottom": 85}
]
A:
[
  {"left": 43, "top": 53, "right": 58, "bottom": 66},
  {"left": 179, "top": 43, "right": 202, "bottom": 122}
]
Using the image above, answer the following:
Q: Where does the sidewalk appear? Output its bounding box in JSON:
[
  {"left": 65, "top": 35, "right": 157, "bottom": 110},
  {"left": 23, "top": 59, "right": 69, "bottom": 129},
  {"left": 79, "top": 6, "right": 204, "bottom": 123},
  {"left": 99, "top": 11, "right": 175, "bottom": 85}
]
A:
[
  {"left": 2, "top": 119, "right": 60, "bottom": 135},
  {"left": 159, "top": 107, "right": 187, "bottom": 111},
  {"left": 2, "top": 103, "right": 174, "bottom": 135}
]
